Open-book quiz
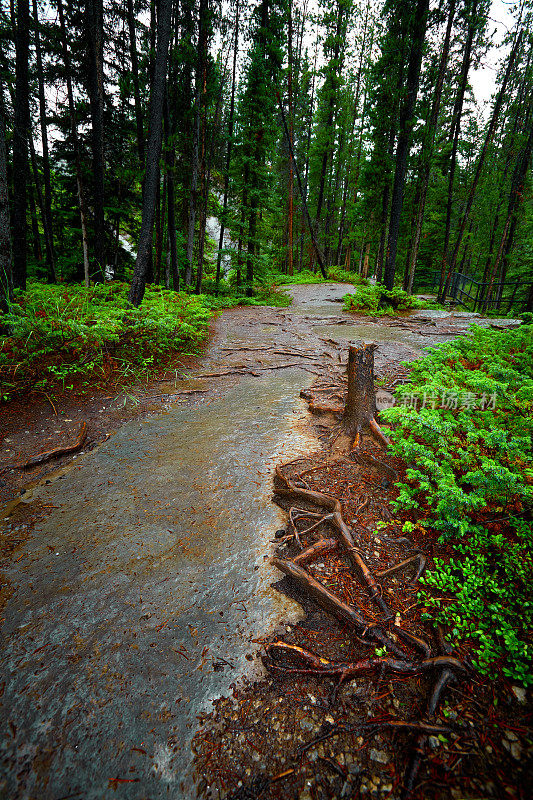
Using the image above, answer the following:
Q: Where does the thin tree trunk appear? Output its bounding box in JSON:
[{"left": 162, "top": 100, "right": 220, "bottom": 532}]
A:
[
  {"left": 29, "top": 135, "right": 45, "bottom": 265},
  {"left": 313, "top": 1, "right": 344, "bottom": 238},
  {"left": 32, "top": 0, "right": 55, "bottom": 282},
  {"left": 441, "top": 31, "right": 523, "bottom": 300},
  {"left": 383, "top": 0, "right": 429, "bottom": 290},
  {"left": 58, "top": 0, "right": 91, "bottom": 286},
  {"left": 0, "top": 78, "right": 13, "bottom": 312},
  {"left": 164, "top": 95, "right": 179, "bottom": 291},
  {"left": 437, "top": 2, "right": 477, "bottom": 301},
  {"left": 128, "top": 0, "right": 173, "bottom": 307},
  {"left": 126, "top": 0, "right": 144, "bottom": 168},
  {"left": 405, "top": 0, "right": 456, "bottom": 294},
  {"left": 12, "top": 0, "right": 30, "bottom": 290},
  {"left": 85, "top": 0, "right": 106, "bottom": 280},
  {"left": 278, "top": 92, "right": 327, "bottom": 278},
  {"left": 287, "top": 0, "right": 294, "bottom": 275},
  {"left": 483, "top": 116, "right": 533, "bottom": 310},
  {"left": 215, "top": 0, "right": 239, "bottom": 290}
]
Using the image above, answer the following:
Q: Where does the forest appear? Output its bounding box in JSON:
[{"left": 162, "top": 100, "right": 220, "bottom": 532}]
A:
[
  {"left": 0, "top": 2, "right": 532, "bottom": 798},
  {"left": 1, "top": 0, "right": 532, "bottom": 317}
]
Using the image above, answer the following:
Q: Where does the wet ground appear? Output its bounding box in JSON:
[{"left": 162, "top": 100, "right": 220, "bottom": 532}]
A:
[{"left": 0, "top": 284, "right": 521, "bottom": 799}]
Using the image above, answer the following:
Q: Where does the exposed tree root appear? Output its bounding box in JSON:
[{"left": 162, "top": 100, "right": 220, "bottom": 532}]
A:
[
  {"left": 275, "top": 466, "right": 392, "bottom": 619},
  {"left": 264, "top": 344, "right": 468, "bottom": 798},
  {"left": 271, "top": 558, "right": 406, "bottom": 657},
  {"left": 376, "top": 553, "right": 427, "bottom": 585},
  {"left": 17, "top": 422, "right": 88, "bottom": 469},
  {"left": 292, "top": 538, "right": 338, "bottom": 565}
]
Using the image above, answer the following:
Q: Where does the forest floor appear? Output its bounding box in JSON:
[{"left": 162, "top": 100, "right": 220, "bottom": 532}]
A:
[{"left": 0, "top": 284, "right": 529, "bottom": 799}]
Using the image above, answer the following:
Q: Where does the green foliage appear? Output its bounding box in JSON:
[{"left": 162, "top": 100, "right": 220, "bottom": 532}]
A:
[
  {"left": 273, "top": 268, "right": 367, "bottom": 286},
  {"left": 0, "top": 282, "right": 212, "bottom": 401},
  {"left": 381, "top": 324, "right": 533, "bottom": 684},
  {"left": 343, "top": 283, "right": 429, "bottom": 314}
]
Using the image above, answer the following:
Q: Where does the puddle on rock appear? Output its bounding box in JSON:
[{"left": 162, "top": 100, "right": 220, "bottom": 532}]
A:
[{"left": 0, "top": 369, "right": 316, "bottom": 800}]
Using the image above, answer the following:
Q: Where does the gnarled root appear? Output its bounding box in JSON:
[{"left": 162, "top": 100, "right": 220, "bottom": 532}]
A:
[{"left": 275, "top": 466, "right": 393, "bottom": 619}]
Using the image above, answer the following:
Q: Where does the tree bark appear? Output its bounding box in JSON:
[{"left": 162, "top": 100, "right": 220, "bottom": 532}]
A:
[
  {"left": 441, "top": 30, "right": 523, "bottom": 300},
  {"left": 12, "top": 0, "right": 30, "bottom": 290},
  {"left": 437, "top": 1, "right": 477, "bottom": 302},
  {"left": 215, "top": 0, "right": 239, "bottom": 290},
  {"left": 0, "top": 78, "right": 13, "bottom": 312},
  {"left": 164, "top": 95, "right": 179, "bottom": 291},
  {"left": 383, "top": 0, "right": 429, "bottom": 290},
  {"left": 85, "top": 0, "right": 106, "bottom": 281},
  {"left": 58, "top": 0, "right": 91, "bottom": 287},
  {"left": 126, "top": 0, "right": 144, "bottom": 169},
  {"left": 128, "top": 0, "right": 173, "bottom": 307},
  {"left": 32, "top": 0, "right": 55, "bottom": 283},
  {"left": 405, "top": 0, "right": 456, "bottom": 294}
]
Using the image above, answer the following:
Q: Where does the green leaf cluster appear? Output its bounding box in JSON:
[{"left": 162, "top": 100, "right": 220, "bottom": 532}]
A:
[
  {"left": 343, "top": 283, "right": 429, "bottom": 314},
  {"left": 381, "top": 324, "right": 533, "bottom": 684}
]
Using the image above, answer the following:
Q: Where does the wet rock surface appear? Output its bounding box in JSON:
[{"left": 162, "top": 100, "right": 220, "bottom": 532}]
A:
[{"left": 0, "top": 284, "right": 527, "bottom": 799}]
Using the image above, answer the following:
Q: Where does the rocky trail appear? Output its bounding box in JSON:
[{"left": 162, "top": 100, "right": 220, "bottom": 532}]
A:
[{"left": 0, "top": 284, "right": 528, "bottom": 800}]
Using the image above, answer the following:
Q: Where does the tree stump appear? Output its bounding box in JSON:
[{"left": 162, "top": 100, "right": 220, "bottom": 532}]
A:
[{"left": 332, "top": 344, "right": 389, "bottom": 454}]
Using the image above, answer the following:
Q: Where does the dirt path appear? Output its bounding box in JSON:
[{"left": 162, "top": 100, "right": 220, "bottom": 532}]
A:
[{"left": 0, "top": 284, "right": 525, "bottom": 800}]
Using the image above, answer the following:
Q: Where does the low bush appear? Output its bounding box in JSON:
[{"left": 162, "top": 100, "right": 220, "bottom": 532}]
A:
[
  {"left": 0, "top": 282, "right": 213, "bottom": 401},
  {"left": 273, "top": 267, "right": 367, "bottom": 286},
  {"left": 381, "top": 324, "right": 533, "bottom": 685},
  {"left": 343, "top": 283, "right": 429, "bottom": 314}
]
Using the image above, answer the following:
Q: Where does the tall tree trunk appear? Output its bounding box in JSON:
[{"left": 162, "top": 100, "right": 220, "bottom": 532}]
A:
[
  {"left": 185, "top": 88, "right": 200, "bottom": 286},
  {"left": 215, "top": 0, "right": 239, "bottom": 290},
  {"left": 128, "top": 0, "right": 173, "bottom": 307},
  {"left": 29, "top": 135, "right": 46, "bottom": 265},
  {"left": 441, "top": 30, "right": 523, "bottom": 300},
  {"left": 313, "top": 1, "right": 344, "bottom": 240},
  {"left": 58, "top": 0, "right": 91, "bottom": 286},
  {"left": 32, "top": 0, "right": 55, "bottom": 283},
  {"left": 85, "top": 0, "right": 106, "bottom": 280},
  {"left": 12, "top": 0, "right": 30, "bottom": 290},
  {"left": 383, "top": 0, "right": 429, "bottom": 290},
  {"left": 483, "top": 115, "right": 533, "bottom": 310},
  {"left": 126, "top": 0, "right": 144, "bottom": 168},
  {"left": 437, "top": 0, "right": 478, "bottom": 301},
  {"left": 164, "top": 95, "right": 179, "bottom": 291},
  {"left": 335, "top": 2, "right": 370, "bottom": 266},
  {"left": 405, "top": 0, "right": 456, "bottom": 294},
  {"left": 287, "top": 0, "right": 294, "bottom": 275},
  {"left": 0, "top": 78, "right": 14, "bottom": 312},
  {"left": 195, "top": 0, "right": 210, "bottom": 294}
]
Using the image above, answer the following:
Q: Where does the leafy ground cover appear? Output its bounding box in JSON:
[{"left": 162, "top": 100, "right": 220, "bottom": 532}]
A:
[
  {"left": 0, "top": 282, "right": 213, "bottom": 403},
  {"left": 381, "top": 324, "right": 533, "bottom": 685},
  {"left": 0, "top": 281, "right": 296, "bottom": 403},
  {"left": 274, "top": 266, "right": 366, "bottom": 285},
  {"left": 343, "top": 283, "right": 433, "bottom": 314}
]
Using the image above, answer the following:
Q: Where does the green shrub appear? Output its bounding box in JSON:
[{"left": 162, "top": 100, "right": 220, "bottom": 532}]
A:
[
  {"left": 381, "top": 324, "right": 533, "bottom": 685},
  {"left": 0, "top": 282, "right": 212, "bottom": 400},
  {"left": 343, "top": 283, "right": 429, "bottom": 314}
]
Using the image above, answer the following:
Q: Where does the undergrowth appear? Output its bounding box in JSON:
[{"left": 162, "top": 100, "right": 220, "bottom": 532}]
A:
[
  {"left": 381, "top": 324, "right": 533, "bottom": 685},
  {"left": 274, "top": 267, "right": 366, "bottom": 285},
  {"left": 0, "top": 282, "right": 213, "bottom": 402},
  {"left": 343, "top": 283, "right": 432, "bottom": 314}
]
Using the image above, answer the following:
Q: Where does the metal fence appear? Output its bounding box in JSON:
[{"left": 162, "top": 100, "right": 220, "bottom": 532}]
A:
[{"left": 416, "top": 271, "right": 533, "bottom": 313}]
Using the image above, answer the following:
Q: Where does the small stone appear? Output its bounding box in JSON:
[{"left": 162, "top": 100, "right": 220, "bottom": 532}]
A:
[
  {"left": 510, "top": 742, "right": 522, "bottom": 760},
  {"left": 252, "top": 751, "right": 261, "bottom": 762},
  {"left": 428, "top": 736, "right": 440, "bottom": 750},
  {"left": 485, "top": 745, "right": 493, "bottom": 754},
  {"left": 392, "top": 698, "right": 400, "bottom": 709},
  {"left": 382, "top": 784, "right": 393, "bottom": 793},
  {"left": 504, "top": 730, "right": 519, "bottom": 742},
  {"left": 307, "top": 694, "right": 317, "bottom": 704},
  {"left": 307, "top": 750, "right": 318, "bottom": 762},
  {"left": 356, "top": 736, "right": 364, "bottom": 746},
  {"left": 373, "top": 551, "right": 380, "bottom": 558},
  {"left": 369, "top": 749, "right": 389, "bottom": 764},
  {"left": 300, "top": 719, "right": 314, "bottom": 731},
  {"left": 325, "top": 714, "right": 335, "bottom": 725},
  {"left": 511, "top": 685, "right": 527, "bottom": 705}
]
